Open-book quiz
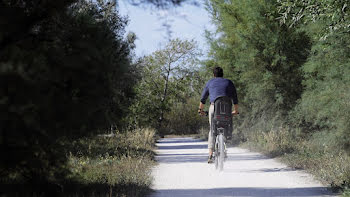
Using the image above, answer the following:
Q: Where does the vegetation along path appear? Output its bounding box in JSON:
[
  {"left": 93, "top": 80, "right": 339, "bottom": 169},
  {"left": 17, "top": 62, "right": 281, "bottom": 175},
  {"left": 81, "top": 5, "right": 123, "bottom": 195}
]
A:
[{"left": 150, "top": 137, "right": 337, "bottom": 197}]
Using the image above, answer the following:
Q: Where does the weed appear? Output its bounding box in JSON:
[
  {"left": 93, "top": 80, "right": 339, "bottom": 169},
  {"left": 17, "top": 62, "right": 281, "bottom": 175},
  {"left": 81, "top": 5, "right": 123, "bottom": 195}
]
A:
[
  {"left": 239, "top": 124, "right": 350, "bottom": 191},
  {"left": 1, "top": 128, "right": 156, "bottom": 196}
]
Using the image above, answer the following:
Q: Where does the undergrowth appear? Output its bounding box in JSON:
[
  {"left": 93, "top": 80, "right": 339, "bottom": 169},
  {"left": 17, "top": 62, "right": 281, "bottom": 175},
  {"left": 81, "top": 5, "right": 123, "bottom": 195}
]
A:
[
  {"left": 237, "top": 125, "right": 350, "bottom": 195},
  {"left": 1, "top": 128, "right": 156, "bottom": 197}
]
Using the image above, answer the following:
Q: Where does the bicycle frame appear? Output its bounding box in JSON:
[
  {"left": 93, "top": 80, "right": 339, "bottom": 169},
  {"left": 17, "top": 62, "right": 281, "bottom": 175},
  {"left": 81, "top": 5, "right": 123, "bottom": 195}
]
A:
[
  {"left": 211, "top": 96, "right": 232, "bottom": 171},
  {"left": 200, "top": 96, "right": 233, "bottom": 170}
]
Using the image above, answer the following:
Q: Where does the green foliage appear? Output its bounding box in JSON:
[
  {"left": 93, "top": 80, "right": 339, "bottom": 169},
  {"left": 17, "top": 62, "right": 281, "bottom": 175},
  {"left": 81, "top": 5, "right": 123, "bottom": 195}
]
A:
[
  {"left": 66, "top": 129, "right": 155, "bottom": 196},
  {"left": 343, "top": 189, "right": 350, "bottom": 197},
  {"left": 282, "top": 130, "right": 350, "bottom": 189},
  {"left": 291, "top": 32, "right": 350, "bottom": 149},
  {"left": 278, "top": 0, "right": 350, "bottom": 38},
  {"left": 163, "top": 97, "right": 208, "bottom": 135},
  {"left": 206, "top": 0, "right": 350, "bottom": 190},
  {"left": 1, "top": 129, "right": 156, "bottom": 196},
  {"left": 129, "top": 39, "right": 203, "bottom": 134},
  {"left": 66, "top": 129, "right": 155, "bottom": 159},
  {"left": 0, "top": 0, "right": 136, "bottom": 186},
  {"left": 205, "top": 0, "right": 311, "bottom": 133}
]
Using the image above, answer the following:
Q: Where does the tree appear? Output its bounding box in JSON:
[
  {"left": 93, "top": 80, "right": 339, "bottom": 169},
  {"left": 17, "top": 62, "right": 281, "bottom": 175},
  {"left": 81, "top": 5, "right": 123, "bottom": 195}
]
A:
[
  {"left": 277, "top": 0, "right": 349, "bottom": 38},
  {"left": 205, "top": 0, "right": 311, "bottom": 139},
  {"left": 207, "top": 0, "right": 310, "bottom": 110},
  {"left": 130, "top": 39, "right": 202, "bottom": 134},
  {"left": 277, "top": 0, "right": 350, "bottom": 149},
  {"left": 0, "top": 0, "right": 136, "bottom": 185}
]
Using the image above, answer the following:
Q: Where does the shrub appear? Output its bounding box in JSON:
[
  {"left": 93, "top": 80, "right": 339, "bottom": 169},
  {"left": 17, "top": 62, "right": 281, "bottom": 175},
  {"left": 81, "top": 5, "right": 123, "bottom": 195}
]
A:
[
  {"left": 1, "top": 128, "right": 156, "bottom": 196},
  {"left": 162, "top": 97, "right": 209, "bottom": 135},
  {"left": 0, "top": 1, "right": 137, "bottom": 185}
]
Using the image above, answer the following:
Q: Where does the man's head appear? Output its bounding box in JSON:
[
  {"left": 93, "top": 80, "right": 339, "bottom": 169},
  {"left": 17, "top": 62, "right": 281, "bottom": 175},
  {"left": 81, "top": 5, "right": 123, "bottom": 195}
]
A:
[{"left": 213, "top": 66, "right": 223, "bottom": 77}]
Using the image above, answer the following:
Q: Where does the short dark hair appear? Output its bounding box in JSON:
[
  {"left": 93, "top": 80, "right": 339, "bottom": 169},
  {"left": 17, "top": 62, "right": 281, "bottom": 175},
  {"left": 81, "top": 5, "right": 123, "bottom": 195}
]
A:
[{"left": 213, "top": 67, "right": 223, "bottom": 77}]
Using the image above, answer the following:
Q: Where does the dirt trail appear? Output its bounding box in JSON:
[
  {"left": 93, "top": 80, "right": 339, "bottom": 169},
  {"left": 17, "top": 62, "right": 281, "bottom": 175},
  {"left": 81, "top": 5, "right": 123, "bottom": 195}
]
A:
[{"left": 150, "top": 137, "right": 337, "bottom": 197}]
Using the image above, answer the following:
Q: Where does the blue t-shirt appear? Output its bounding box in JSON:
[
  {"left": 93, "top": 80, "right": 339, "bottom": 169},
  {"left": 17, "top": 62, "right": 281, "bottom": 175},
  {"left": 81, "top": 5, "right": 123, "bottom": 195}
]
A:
[{"left": 200, "top": 77, "right": 238, "bottom": 104}]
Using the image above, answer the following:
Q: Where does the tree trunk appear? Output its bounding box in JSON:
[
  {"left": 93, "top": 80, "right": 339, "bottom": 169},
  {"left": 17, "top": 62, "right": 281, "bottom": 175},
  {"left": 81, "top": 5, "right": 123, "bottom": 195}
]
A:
[{"left": 158, "top": 63, "right": 171, "bottom": 134}]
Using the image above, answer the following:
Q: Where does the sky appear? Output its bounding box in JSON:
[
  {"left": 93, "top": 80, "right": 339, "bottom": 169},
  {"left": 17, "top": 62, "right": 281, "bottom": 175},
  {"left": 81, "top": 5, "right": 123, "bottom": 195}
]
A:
[{"left": 118, "top": 0, "right": 215, "bottom": 57}]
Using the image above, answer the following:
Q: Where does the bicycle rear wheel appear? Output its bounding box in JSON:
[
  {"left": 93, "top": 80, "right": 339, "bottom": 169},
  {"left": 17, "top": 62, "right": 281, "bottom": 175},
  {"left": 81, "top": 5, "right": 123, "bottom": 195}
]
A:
[
  {"left": 218, "top": 134, "right": 225, "bottom": 171},
  {"left": 214, "top": 137, "right": 219, "bottom": 169}
]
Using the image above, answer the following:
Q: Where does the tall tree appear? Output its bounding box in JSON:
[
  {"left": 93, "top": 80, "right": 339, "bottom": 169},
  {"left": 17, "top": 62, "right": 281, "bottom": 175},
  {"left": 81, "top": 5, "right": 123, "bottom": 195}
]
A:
[
  {"left": 278, "top": 0, "right": 350, "bottom": 149},
  {"left": 130, "top": 39, "right": 201, "bottom": 133},
  {"left": 0, "top": 0, "right": 136, "bottom": 185},
  {"left": 206, "top": 0, "right": 310, "bottom": 113},
  {"left": 277, "top": 0, "right": 349, "bottom": 38},
  {"left": 204, "top": 0, "right": 311, "bottom": 139}
]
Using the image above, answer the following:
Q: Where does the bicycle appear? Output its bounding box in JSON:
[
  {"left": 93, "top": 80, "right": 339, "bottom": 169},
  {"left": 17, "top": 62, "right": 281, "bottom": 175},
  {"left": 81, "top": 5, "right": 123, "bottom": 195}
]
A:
[
  {"left": 214, "top": 128, "right": 225, "bottom": 170},
  {"left": 200, "top": 96, "right": 236, "bottom": 171}
]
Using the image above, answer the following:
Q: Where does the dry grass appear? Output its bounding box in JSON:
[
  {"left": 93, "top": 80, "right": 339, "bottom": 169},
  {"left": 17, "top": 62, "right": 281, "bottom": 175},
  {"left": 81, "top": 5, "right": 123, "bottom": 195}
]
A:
[
  {"left": 239, "top": 127, "right": 350, "bottom": 195},
  {"left": 65, "top": 128, "right": 156, "bottom": 196}
]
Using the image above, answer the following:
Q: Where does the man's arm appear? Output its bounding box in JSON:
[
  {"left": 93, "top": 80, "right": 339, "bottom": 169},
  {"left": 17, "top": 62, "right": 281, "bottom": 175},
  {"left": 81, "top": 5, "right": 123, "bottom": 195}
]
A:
[
  {"left": 198, "top": 82, "right": 209, "bottom": 114},
  {"left": 232, "top": 104, "right": 239, "bottom": 115},
  {"left": 198, "top": 102, "right": 205, "bottom": 115},
  {"left": 231, "top": 81, "right": 239, "bottom": 115}
]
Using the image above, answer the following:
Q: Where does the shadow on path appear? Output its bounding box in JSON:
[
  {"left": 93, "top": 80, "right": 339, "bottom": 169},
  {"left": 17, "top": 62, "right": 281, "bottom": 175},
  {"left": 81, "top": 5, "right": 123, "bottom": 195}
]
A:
[
  {"left": 225, "top": 153, "right": 267, "bottom": 162},
  {"left": 155, "top": 138, "right": 208, "bottom": 163},
  {"left": 156, "top": 138, "right": 268, "bottom": 164},
  {"left": 152, "top": 187, "right": 335, "bottom": 197},
  {"left": 152, "top": 138, "right": 336, "bottom": 197},
  {"left": 250, "top": 167, "right": 298, "bottom": 173},
  {"left": 157, "top": 138, "right": 202, "bottom": 144},
  {"left": 157, "top": 144, "right": 207, "bottom": 150}
]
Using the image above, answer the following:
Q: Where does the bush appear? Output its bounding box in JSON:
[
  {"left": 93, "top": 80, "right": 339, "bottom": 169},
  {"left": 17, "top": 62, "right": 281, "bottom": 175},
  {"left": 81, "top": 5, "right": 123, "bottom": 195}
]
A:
[
  {"left": 0, "top": 1, "right": 137, "bottom": 186},
  {"left": 1, "top": 128, "right": 156, "bottom": 196},
  {"left": 291, "top": 31, "right": 350, "bottom": 150},
  {"left": 162, "top": 97, "right": 208, "bottom": 135},
  {"left": 205, "top": 0, "right": 350, "bottom": 192},
  {"left": 197, "top": 127, "right": 209, "bottom": 140},
  {"left": 66, "top": 129, "right": 156, "bottom": 196},
  {"left": 283, "top": 131, "right": 350, "bottom": 189}
]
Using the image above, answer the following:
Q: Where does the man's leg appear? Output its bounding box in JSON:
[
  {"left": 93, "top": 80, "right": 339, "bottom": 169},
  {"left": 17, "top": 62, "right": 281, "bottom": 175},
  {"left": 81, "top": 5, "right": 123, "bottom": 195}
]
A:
[
  {"left": 208, "top": 130, "right": 213, "bottom": 159},
  {"left": 208, "top": 104, "right": 215, "bottom": 163}
]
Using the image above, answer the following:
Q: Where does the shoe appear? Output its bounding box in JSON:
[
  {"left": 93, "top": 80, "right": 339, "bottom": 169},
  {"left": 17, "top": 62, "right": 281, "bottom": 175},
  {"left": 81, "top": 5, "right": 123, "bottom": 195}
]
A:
[{"left": 208, "top": 155, "right": 214, "bottom": 163}]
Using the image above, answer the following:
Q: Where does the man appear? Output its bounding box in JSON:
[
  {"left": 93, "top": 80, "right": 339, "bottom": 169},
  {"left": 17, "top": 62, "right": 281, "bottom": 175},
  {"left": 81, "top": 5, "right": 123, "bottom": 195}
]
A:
[{"left": 198, "top": 66, "right": 239, "bottom": 163}]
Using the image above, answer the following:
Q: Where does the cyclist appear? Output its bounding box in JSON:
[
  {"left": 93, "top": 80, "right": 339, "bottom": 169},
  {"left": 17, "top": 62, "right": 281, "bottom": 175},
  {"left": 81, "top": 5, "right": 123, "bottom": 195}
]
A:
[{"left": 198, "top": 66, "right": 239, "bottom": 163}]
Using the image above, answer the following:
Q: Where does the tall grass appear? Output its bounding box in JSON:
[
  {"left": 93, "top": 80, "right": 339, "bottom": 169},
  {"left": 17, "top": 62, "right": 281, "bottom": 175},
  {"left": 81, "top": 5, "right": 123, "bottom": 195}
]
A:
[
  {"left": 66, "top": 128, "right": 156, "bottom": 197},
  {"left": 1, "top": 128, "right": 156, "bottom": 197},
  {"left": 236, "top": 121, "right": 350, "bottom": 193}
]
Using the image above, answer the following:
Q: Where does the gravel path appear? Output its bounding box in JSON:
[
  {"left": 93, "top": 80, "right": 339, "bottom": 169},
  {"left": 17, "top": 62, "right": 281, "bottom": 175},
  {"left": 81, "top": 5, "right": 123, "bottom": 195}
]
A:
[{"left": 150, "top": 137, "right": 337, "bottom": 197}]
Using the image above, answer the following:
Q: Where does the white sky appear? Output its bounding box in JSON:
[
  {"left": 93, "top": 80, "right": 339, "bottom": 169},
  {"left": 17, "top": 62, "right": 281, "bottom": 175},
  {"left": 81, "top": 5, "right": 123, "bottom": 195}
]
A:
[{"left": 118, "top": 0, "right": 215, "bottom": 57}]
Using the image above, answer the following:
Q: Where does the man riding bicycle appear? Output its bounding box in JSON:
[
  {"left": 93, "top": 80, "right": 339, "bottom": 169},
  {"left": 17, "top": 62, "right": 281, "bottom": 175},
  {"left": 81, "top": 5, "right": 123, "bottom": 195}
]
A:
[{"left": 198, "top": 67, "right": 239, "bottom": 163}]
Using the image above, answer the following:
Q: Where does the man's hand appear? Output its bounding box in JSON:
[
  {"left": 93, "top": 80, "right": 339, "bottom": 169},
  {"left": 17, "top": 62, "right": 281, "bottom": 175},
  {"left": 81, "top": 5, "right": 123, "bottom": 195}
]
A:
[
  {"left": 232, "top": 110, "right": 239, "bottom": 115},
  {"left": 198, "top": 109, "right": 205, "bottom": 116},
  {"left": 198, "top": 102, "right": 205, "bottom": 116},
  {"left": 232, "top": 104, "right": 239, "bottom": 115}
]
